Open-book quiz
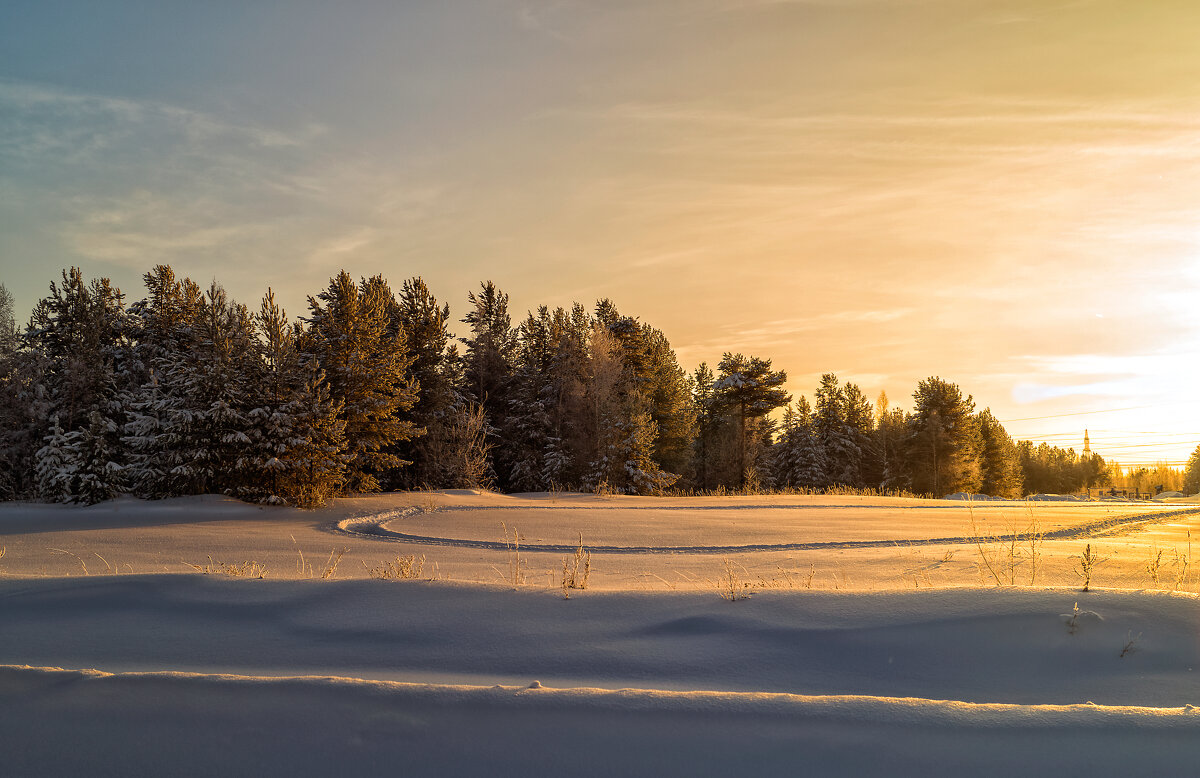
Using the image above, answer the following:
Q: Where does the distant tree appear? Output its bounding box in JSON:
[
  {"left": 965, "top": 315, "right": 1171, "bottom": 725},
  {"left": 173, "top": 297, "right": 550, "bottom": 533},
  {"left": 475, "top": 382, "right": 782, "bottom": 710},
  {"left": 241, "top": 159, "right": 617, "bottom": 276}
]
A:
[
  {"left": 713, "top": 354, "right": 791, "bottom": 490},
  {"left": 906, "top": 377, "right": 981, "bottom": 496},
  {"left": 1017, "top": 440, "right": 1106, "bottom": 495}
]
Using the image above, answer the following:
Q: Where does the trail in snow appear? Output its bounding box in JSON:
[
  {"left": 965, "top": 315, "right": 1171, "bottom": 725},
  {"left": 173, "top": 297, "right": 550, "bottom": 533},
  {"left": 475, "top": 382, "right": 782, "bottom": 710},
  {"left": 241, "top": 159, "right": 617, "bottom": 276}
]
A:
[
  {"left": 7, "top": 664, "right": 1200, "bottom": 724},
  {"left": 334, "top": 505, "right": 1200, "bottom": 555}
]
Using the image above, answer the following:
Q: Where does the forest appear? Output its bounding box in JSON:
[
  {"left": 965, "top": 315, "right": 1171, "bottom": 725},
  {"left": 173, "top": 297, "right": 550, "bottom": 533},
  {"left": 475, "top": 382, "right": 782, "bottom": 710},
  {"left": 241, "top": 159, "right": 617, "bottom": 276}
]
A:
[{"left": 0, "top": 266, "right": 1128, "bottom": 506}]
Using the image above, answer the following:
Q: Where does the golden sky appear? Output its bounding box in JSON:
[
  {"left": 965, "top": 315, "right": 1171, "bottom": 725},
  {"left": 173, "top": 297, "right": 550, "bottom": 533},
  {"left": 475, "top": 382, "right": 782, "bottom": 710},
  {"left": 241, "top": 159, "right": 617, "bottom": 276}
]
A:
[{"left": 2, "top": 0, "right": 1198, "bottom": 464}]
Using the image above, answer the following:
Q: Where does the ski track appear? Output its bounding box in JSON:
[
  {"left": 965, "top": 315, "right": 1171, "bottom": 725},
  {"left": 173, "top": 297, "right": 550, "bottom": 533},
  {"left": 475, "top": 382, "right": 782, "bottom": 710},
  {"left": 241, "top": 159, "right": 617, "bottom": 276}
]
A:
[
  {"left": 8, "top": 664, "right": 1200, "bottom": 724},
  {"left": 333, "top": 505, "right": 1200, "bottom": 556}
]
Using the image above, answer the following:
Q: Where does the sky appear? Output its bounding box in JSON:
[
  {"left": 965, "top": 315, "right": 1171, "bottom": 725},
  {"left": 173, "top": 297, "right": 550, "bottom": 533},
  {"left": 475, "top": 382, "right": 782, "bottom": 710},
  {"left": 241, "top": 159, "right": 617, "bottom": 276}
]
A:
[{"left": 2, "top": 0, "right": 1198, "bottom": 467}]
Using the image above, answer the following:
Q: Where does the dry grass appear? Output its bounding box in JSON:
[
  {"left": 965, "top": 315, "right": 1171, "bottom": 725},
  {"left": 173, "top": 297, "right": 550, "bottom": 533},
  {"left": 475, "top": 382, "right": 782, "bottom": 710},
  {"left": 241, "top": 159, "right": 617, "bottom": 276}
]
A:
[
  {"left": 1120, "top": 630, "right": 1142, "bottom": 658},
  {"left": 498, "top": 523, "right": 526, "bottom": 586},
  {"left": 185, "top": 556, "right": 267, "bottom": 578},
  {"left": 364, "top": 554, "right": 427, "bottom": 580},
  {"left": 46, "top": 547, "right": 89, "bottom": 575},
  {"left": 718, "top": 557, "right": 753, "bottom": 601},
  {"left": 292, "top": 537, "right": 347, "bottom": 579},
  {"left": 560, "top": 533, "right": 591, "bottom": 599},
  {"left": 968, "top": 503, "right": 1044, "bottom": 587}
]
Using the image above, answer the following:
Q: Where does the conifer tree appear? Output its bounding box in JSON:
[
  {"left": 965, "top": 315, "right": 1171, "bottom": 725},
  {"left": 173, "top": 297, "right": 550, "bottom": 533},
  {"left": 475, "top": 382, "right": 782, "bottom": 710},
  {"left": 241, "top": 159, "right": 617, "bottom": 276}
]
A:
[
  {"left": 305, "top": 272, "right": 419, "bottom": 493},
  {"left": 906, "top": 377, "right": 982, "bottom": 496},
  {"left": 542, "top": 304, "right": 593, "bottom": 488},
  {"left": 713, "top": 354, "right": 791, "bottom": 490},
  {"left": 692, "top": 363, "right": 719, "bottom": 490},
  {"left": 813, "top": 373, "right": 860, "bottom": 487},
  {"left": 873, "top": 391, "right": 909, "bottom": 492},
  {"left": 770, "top": 397, "right": 827, "bottom": 488},
  {"left": 391, "top": 277, "right": 457, "bottom": 488},
  {"left": 158, "top": 283, "right": 260, "bottom": 496},
  {"left": 25, "top": 269, "right": 131, "bottom": 502},
  {"left": 1183, "top": 445, "right": 1200, "bottom": 496},
  {"left": 842, "top": 381, "right": 877, "bottom": 488},
  {"left": 66, "top": 410, "right": 123, "bottom": 504},
  {"left": 122, "top": 266, "right": 204, "bottom": 498},
  {"left": 458, "top": 281, "right": 517, "bottom": 487},
  {"left": 976, "top": 408, "right": 1023, "bottom": 498},
  {"left": 279, "top": 360, "right": 348, "bottom": 507},
  {"left": 505, "top": 307, "right": 555, "bottom": 491},
  {"left": 34, "top": 417, "right": 71, "bottom": 503}
]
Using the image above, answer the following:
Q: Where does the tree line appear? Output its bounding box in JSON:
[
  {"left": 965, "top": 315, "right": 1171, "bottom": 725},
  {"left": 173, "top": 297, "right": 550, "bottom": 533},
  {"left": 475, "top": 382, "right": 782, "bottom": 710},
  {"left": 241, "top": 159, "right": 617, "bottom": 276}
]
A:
[{"left": 0, "top": 267, "right": 1111, "bottom": 506}]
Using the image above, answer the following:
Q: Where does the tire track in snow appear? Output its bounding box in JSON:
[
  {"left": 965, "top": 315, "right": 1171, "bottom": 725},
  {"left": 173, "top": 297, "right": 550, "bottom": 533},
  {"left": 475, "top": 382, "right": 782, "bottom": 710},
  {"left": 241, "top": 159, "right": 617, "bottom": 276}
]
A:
[{"left": 333, "top": 506, "right": 1200, "bottom": 555}]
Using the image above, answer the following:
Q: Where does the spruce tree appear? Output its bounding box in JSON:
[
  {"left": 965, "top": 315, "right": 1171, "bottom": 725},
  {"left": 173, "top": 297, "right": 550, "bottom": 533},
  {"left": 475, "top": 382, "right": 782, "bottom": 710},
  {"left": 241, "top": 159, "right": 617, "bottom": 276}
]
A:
[
  {"left": 67, "top": 410, "right": 123, "bottom": 504},
  {"left": 305, "top": 272, "right": 419, "bottom": 493},
  {"left": 458, "top": 281, "right": 517, "bottom": 487},
  {"left": 906, "top": 377, "right": 982, "bottom": 496},
  {"left": 391, "top": 277, "right": 457, "bottom": 488},
  {"left": 34, "top": 417, "right": 71, "bottom": 503},
  {"left": 976, "top": 408, "right": 1023, "bottom": 498},
  {"left": 813, "top": 373, "right": 860, "bottom": 487}
]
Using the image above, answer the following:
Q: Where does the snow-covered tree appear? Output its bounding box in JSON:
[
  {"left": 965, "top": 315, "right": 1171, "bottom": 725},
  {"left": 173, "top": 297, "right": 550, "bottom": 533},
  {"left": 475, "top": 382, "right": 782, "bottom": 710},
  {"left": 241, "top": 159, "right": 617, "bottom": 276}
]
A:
[
  {"left": 34, "top": 418, "right": 72, "bottom": 503},
  {"left": 770, "top": 397, "right": 827, "bottom": 489},
  {"left": 66, "top": 410, "right": 123, "bottom": 504},
  {"left": 712, "top": 353, "right": 790, "bottom": 490}
]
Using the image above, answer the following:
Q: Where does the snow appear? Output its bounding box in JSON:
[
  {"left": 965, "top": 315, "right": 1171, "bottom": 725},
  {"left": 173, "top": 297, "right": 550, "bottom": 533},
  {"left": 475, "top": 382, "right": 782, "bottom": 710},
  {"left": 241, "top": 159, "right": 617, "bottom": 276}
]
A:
[{"left": 4, "top": 491, "right": 1200, "bottom": 774}]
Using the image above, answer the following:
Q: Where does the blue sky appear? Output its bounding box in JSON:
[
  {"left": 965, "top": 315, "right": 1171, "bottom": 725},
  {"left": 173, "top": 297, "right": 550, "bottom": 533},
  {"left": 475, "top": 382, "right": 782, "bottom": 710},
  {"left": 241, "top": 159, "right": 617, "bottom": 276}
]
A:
[{"left": 3, "top": 0, "right": 1199, "bottom": 463}]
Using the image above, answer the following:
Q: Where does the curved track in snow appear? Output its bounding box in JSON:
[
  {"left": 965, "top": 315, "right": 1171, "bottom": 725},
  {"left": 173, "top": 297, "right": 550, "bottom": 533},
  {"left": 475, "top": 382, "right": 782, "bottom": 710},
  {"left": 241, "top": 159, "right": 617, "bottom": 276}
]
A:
[{"left": 334, "top": 505, "right": 1200, "bottom": 555}]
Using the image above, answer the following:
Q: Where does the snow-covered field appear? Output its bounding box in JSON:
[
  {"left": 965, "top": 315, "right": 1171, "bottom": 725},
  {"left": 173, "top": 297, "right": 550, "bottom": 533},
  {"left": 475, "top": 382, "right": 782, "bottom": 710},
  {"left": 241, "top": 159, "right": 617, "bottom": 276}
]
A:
[{"left": 4, "top": 492, "right": 1200, "bottom": 775}]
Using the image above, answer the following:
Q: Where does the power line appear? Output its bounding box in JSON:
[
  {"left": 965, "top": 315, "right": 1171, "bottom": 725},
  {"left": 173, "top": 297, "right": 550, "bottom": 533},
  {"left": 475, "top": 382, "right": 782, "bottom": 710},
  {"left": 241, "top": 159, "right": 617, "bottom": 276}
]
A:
[{"left": 997, "top": 405, "right": 1163, "bottom": 423}]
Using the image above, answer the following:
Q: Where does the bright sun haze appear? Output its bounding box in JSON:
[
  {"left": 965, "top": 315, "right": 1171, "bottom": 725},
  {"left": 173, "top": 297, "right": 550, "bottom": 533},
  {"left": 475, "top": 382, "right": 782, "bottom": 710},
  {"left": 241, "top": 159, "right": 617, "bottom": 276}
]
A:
[{"left": 1, "top": 0, "right": 1198, "bottom": 461}]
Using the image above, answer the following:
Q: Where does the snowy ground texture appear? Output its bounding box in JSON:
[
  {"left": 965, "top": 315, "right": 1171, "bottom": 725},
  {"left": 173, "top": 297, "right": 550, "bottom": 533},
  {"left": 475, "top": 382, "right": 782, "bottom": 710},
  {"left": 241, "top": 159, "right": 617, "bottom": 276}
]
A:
[{"left": 4, "top": 491, "right": 1200, "bottom": 775}]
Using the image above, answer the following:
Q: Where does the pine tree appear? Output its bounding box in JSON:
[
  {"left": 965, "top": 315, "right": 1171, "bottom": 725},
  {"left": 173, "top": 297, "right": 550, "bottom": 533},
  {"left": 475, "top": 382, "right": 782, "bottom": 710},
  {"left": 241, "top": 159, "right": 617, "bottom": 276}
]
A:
[
  {"left": 392, "top": 277, "right": 457, "bottom": 488},
  {"left": 541, "top": 304, "right": 592, "bottom": 488},
  {"left": 1183, "top": 445, "right": 1200, "bottom": 496},
  {"left": 873, "top": 391, "right": 909, "bottom": 492},
  {"left": 304, "top": 272, "right": 420, "bottom": 493},
  {"left": 712, "top": 354, "right": 791, "bottom": 490},
  {"left": 584, "top": 323, "right": 626, "bottom": 491},
  {"left": 458, "top": 281, "right": 517, "bottom": 487},
  {"left": 976, "top": 408, "right": 1023, "bottom": 498},
  {"left": 906, "top": 377, "right": 982, "bottom": 496},
  {"left": 842, "top": 381, "right": 876, "bottom": 488}
]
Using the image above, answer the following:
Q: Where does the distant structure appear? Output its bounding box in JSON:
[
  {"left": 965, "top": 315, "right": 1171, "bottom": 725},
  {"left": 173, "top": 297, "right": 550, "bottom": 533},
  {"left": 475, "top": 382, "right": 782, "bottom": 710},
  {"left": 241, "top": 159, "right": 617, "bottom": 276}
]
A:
[{"left": 1082, "top": 430, "right": 1091, "bottom": 457}]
